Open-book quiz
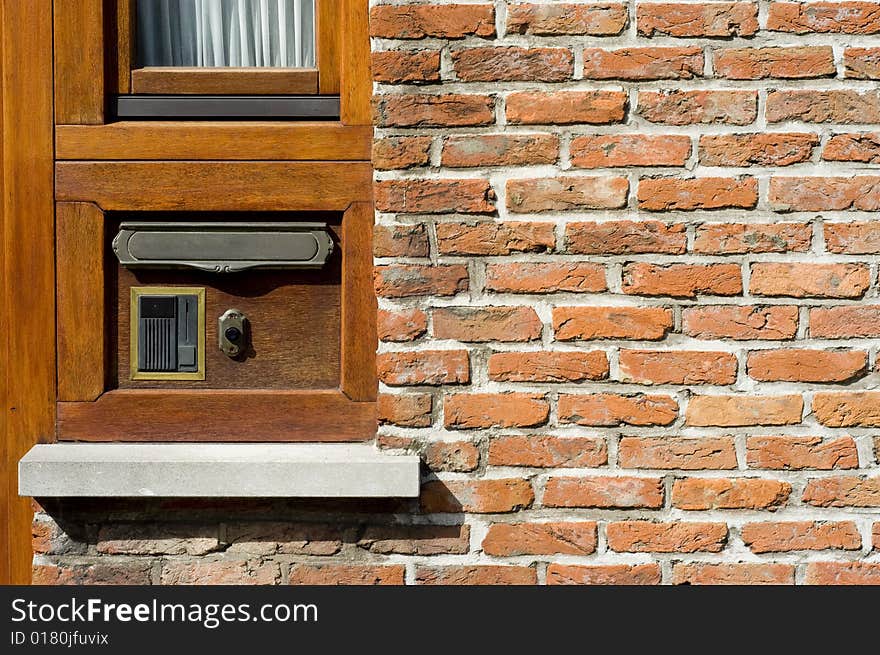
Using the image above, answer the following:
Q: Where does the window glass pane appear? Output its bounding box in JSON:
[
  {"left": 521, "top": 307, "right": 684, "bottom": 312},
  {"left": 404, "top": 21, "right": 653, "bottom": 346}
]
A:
[{"left": 136, "top": 0, "right": 316, "bottom": 68}]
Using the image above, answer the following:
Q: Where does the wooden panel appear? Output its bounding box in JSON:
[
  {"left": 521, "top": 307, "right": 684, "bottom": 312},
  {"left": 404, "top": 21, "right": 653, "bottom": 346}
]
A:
[
  {"left": 56, "top": 122, "right": 372, "bottom": 161},
  {"left": 340, "top": 203, "right": 377, "bottom": 401},
  {"left": 317, "top": 0, "right": 341, "bottom": 94},
  {"left": 58, "top": 390, "right": 375, "bottom": 442},
  {"left": 340, "top": 0, "right": 372, "bottom": 125},
  {"left": 1, "top": 0, "right": 55, "bottom": 584},
  {"left": 116, "top": 0, "right": 133, "bottom": 94},
  {"left": 57, "top": 203, "right": 105, "bottom": 402},
  {"left": 56, "top": 161, "right": 373, "bottom": 211},
  {"left": 131, "top": 68, "right": 319, "bottom": 95},
  {"left": 54, "top": 0, "right": 104, "bottom": 124}
]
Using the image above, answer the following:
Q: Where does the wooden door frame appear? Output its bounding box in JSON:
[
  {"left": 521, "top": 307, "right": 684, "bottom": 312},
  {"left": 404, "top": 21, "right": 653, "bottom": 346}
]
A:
[{"left": 1, "top": 0, "right": 55, "bottom": 585}]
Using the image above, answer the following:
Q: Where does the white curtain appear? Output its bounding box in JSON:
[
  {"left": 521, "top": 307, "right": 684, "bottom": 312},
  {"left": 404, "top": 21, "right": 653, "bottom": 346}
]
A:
[{"left": 137, "top": 0, "right": 315, "bottom": 68}]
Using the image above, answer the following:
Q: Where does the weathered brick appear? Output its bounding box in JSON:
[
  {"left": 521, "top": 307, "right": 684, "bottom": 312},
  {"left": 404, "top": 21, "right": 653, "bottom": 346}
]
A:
[
  {"left": 699, "top": 133, "right": 818, "bottom": 167},
  {"left": 378, "top": 308, "right": 428, "bottom": 342},
  {"left": 747, "top": 436, "right": 860, "bottom": 470},
  {"left": 742, "top": 521, "right": 861, "bottom": 553},
  {"left": 543, "top": 476, "right": 664, "bottom": 509},
  {"left": 768, "top": 2, "right": 880, "bottom": 34},
  {"left": 547, "top": 563, "right": 661, "bottom": 585},
  {"left": 507, "top": 176, "right": 629, "bottom": 212},
  {"left": 618, "top": 437, "right": 738, "bottom": 470},
  {"left": 844, "top": 47, "right": 880, "bottom": 78},
  {"left": 506, "top": 90, "right": 627, "bottom": 125},
  {"left": 558, "top": 393, "right": 679, "bottom": 427},
  {"left": 766, "top": 90, "right": 880, "bottom": 124},
  {"left": 289, "top": 564, "right": 404, "bottom": 585},
  {"left": 638, "top": 90, "right": 758, "bottom": 125},
  {"left": 770, "top": 176, "right": 880, "bottom": 212},
  {"left": 375, "top": 179, "right": 495, "bottom": 214},
  {"left": 693, "top": 222, "right": 812, "bottom": 253},
  {"left": 369, "top": 4, "right": 496, "bottom": 39},
  {"left": 373, "top": 223, "right": 429, "bottom": 258},
  {"left": 488, "top": 435, "right": 608, "bottom": 468},
  {"left": 445, "top": 393, "right": 549, "bottom": 429},
  {"left": 482, "top": 522, "right": 597, "bottom": 556},
  {"left": 433, "top": 306, "right": 542, "bottom": 342},
  {"left": 802, "top": 476, "right": 880, "bottom": 507},
  {"left": 564, "top": 220, "right": 686, "bottom": 254},
  {"left": 377, "top": 350, "right": 470, "bottom": 386},
  {"left": 374, "top": 93, "right": 495, "bottom": 128},
  {"left": 374, "top": 264, "right": 468, "bottom": 298},
  {"left": 747, "top": 349, "right": 867, "bottom": 383},
  {"left": 225, "top": 523, "right": 344, "bottom": 556},
  {"left": 750, "top": 263, "right": 869, "bottom": 299},
  {"left": 453, "top": 47, "right": 573, "bottom": 82},
  {"left": 436, "top": 221, "right": 555, "bottom": 255},
  {"left": 825, "top": 222, "right": 880, "bottom": 254},
  {"left": 33, "top": 561, "right": 153, "bottom": 586},
  {"left": 686, "top": 395, "right": 803, "bottom": 427},
  {"left": 442, "top": 134, "right": 559, "bottom": 167},
  {"left": 425, "top": 441, "right": 480, "bottom": 472},
  {"left": 372, "top": 136, "right": 432, "bottom": 170},
  {"left": 570, "top": 134, "right": 691, "bottom": 168},
  {"left": 607, "top": 522, "right": 728, "bottom": 553},
  {"left": 715, "top": 47, "right": 835, "bottom": 79},
  {"left": 415, "top": 565, "right": 536, "bottom": 585},
  {"left": 583, "top": 47, "right": 703, "bottom": 80},
  {"left": 672, "top": 563, "right": 794, "bottom": 585},
  {"left": 358, "top": 524, "right": 470, "bottom": 555},
  {"left": 623, "top": 263, "right": 742, "bottom": 298},
  {"left": 97, "top": 524, "right": 219, "bottom": 556},
  {"left": 810, "top": 306, "right": 880, "bottom": 338},
  {"left": 508, "top": 3, "right": 628, "bottom": 36},
  {"left": 638, "top": 2, "right": 758, "bottom": 37},
  {"left": 372, "top": 50, "right": 441, "bottom": 84},
  {"left": 486, "top": 262, "right": 606, "bottom": 294},
  {"left": 487, "top": 351, "right": 609, "bottom": 383},
  {"left": 805, "top": 562, "right": 880, "bottom": 585},
  {"left": 554, "top": 306, "right": 673, "bottom": 341},
  {"left": 672, "top": 478, "right": 791, "bottom": 510},
  {"left": 824, "top": 133, "right": 880, "bottom": 163},
  {"left": 421, "top": 478, "right": 535, "bottom": 513},
  {"left": 814, "top": 392, "right": 880, "bottom": 427},
  {"left": 638, "top": 177, "right": 758, "bottom": 211},
  {"left": 160, "top": 559, "right": 280, "bottom": 585},
  {"left": 619, "top": 350, "right": 738, "bottom": 385},
  {"left": 378, "top": 392, "right": 432, "bottom": 428}
]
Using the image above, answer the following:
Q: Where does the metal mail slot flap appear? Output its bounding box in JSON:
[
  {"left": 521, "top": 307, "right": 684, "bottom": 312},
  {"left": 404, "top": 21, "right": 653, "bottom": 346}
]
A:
[{"left": 113, "top": 222, "right": 333, "bottom": 273}]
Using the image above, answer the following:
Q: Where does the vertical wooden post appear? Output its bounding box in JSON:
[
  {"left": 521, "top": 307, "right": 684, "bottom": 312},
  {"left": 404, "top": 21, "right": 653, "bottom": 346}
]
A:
[{"left": 1, "top": 0, "right": 56, "bottom": 585}]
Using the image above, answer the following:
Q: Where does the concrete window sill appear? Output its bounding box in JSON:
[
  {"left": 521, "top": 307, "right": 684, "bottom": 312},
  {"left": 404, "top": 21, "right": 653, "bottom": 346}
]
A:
[{"left": 18, "top": 443, "right": 420, "bottom": 498}]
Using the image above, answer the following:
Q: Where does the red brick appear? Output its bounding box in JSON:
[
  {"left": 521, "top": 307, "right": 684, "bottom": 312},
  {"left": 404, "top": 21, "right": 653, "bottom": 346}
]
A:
[
  {"left": 638, "top": 177, "right": 758, "bottom": 211},
  {"left": 619, "top": 350, "right": 738, "bottom": 385},
  {"left": 33, "top": 561, "right": 153, "bottom": 586},
  {"left": 289, "top": 564, "right": 404, "bottom": 585},
  {"left": 802, "top": 475, "right": 880, "bottom": 507},
  {"left": 508, "top": 3, "right": 627, "bottom": 35},
  {"left": 506, "top": 90, "right": 627, "bottom": 125},
  {"left": 487, "top": 351, "right": 609, "bottom": 383},
  {"left": 372, "top": 50, "right": 440, "bottom": 84},
  {"left": 378, "top": 308, "right": 428, "bottom": 342},
  {"left": 622, "top": 263, "right": 743, "bottom": 298},
  {"left": 715, "top": 47, "right": 835, "bottom": 79},
  {"left": 570, "top": 134, "right": 691, "bottom": 168},
  {"left": 442, "top": 134, "right": 558, "bottom": 167},
  {"left": 699, "top": 133, "right": 818, "bottom": 166},
  {"left": 425, "top": 441, "right": 479, "bottom": 472},
  {"left": 377, "top": 350, "right": 470, "bottom": 386},
  {"left": 693, "top": 222, "right": 812, "bottom": 253},
  {"left": 445, "top": 393, "right": 549, "bottom": 429},
  {"left": 638, "top": 90, "right": 758, "bottom": 125},
  {"left": 160, "top": 559, "right": 280, "bottom": 585},
  {"left": 369, "top": 4, "right": 495, "bottom": 39},
  {"left": 564, "top": 220, "right": 686, "bottom": 254},
  {"left": 618, "top": 437, "right": 738, "bottom": 470},
  {"left": 488, "top": 435, "right": 607, "bottom": 468},
  {"left": 223, "top": 523, "right": 344, "bottom": 556},
  {"left": 638, "top": 2, "right": 758, "bottom": 37},
  {"left": 672, "top": 563, "right": 793, "bottom": 585},
  {"left": 378, "top": 392, "right": 432, "bottom": 428},
  {"left": 814, "top": 392, "right": 880, "bottom": 427},
  {"left": 482, "top": 522, "right": 597, "bottom": 556},
  {"left": 547, "top": 563, "right": 661, "bottom": 585},
  {"left": 374, "top": 93, "right": 495, "bottom": 128},
  {"left": 823, "top": 133, "right": 880, "bottom": 162},
  {"left": 747, "top": 436, "right": 860, "bottom": 470},
  {"left": 844, "top": 47, "right": 880, "bottom": 78},
  {"left": 810, "top": 306, "right": 880, "bottom": 338},
  {"left": 486, "top": 262, "right": 606, "bottom": 294},
  {"left": 768, "top": 2, "right": 880, "bottom": 34},
  {"left": 543, "top": 476, "right": 664, "bottom": 509},
  {"left": 607, "top": 522, "right": 728, "bottom": 553},
  {"left": 97, "top": 524, "right": 219, "bottom": 556},
  {"left": 769, "top": 176, "right": 880, "bottom": 212},
  {"left": 507, "top": 176, "right": 629, "bottom": 212},
  {"left": 805, "top": 562, "right": 880, "bottom": 585},
  {"left": 672, "top": 478, "right": 791, "bottom": 510},
  {"left": 433, "top": 306, "right": 542, "bottom": 342},
  {"left": 558, "top": 393, "right": 678, "bottom": 427},
  {"left": 373, "top": 223, "right": 429, "bottom": 258},
  {"left": 683, "top": 305, "right": 799, "bottom": 340},
  {"left": 373, "top": 136, "right": 432, "bottom": 170},
  {"left": 358, "top": 524, "right": 470, "bottom": 555},
  {"left": 436, "top": 221, "right": 554, "bottom": 255},
  {"left": 554, "top": 306, "right": 673, "bottom": 341},
  {"left": 766, "top": 90, "right": 880, "bottom": 124},
  {"left": 416, "top": 565, "right": 536, "bottom": 585},
  {"left": 686, "top": 395, "right": 803, "bottom": 427},
  {"left": 747, "top": 349, "right": 867, "bottom": 383},
  {"left": 452, "top": 47, "right": 573, "bottom": 82},
  {"left": 874, "top": 523, "right": 880, "bottom": 550},
  {"left": 420, "top": 478, "right": 534, "bottom": 513},
  {"left": 375, "top": 179, "right": 495, "bottom": 214},
  {"left": 825, "top": 222, "right": 880, "bottom": 253},
  {"left": 374, "top": 264, "right": 468, "bottom": 298},
  {"left": 583, "top": 47, "right": 703, "bottom": 81},
  {"left": 742, "top": 521, "right": 861, "bottom": 553},
  {"left": 750, "top": 263, "right": 869, "bottom": 299}
]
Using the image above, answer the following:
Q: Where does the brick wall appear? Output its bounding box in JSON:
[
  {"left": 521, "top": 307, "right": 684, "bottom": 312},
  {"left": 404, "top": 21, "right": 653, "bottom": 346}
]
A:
[{"left": 34, "top": 1, "right": 880, "bottom": 585}]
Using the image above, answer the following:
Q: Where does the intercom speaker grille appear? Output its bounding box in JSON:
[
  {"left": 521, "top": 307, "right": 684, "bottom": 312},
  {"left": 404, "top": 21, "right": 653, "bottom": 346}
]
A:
[{"left": 140, "top": 317, "right": 177, "bottom": 371}]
